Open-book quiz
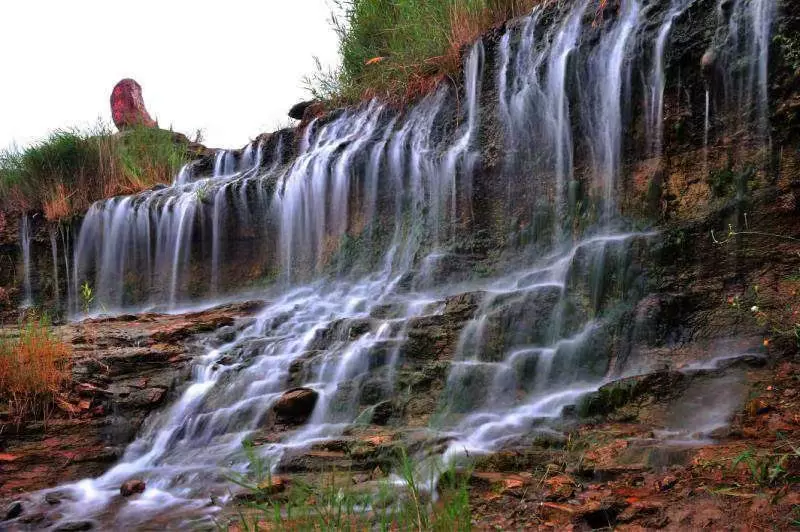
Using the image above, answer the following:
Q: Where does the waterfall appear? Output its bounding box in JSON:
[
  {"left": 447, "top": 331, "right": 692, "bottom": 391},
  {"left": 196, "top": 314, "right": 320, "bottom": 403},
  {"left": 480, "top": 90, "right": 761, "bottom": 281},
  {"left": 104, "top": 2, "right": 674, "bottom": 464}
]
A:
[
  {"left": 20, "top": 215, "right": 33, "bottom": 307},
  {"left": 546, "top": 3, "right": 586, "bottom": 230},
  {"left": 71, "top": 138, "right": 283, "bottom": 313},
  {"left": 715, "top": 0, "right": 775, "bottom": 140},
  {"left": 50, "top": 229, "right": 60, "bottom": 308},
  {"left": 435, "top": 232, "right": 654, "bottom": 467},
  {"left": 27, "top": 0, "right": 778, "bottom": 527},
  {"left": 441, "top": 41, "right": 483, "bottom": 231},
  {"left": 582, "top": 0, "right": 641, "bottom": 216},
  {"left": 646, "top": 0, "right": 694, "bottom": 158},
  {"left": 210, "top": 182, "right": 228, "bottom": 294},
  {"left": 212, "top": 149, "right": 237, "bottom": 177},
  {"left": 173, "top": 163, "right": 193, "bottom": 186},
  {"left": 240, "top": 142, "right": 255, "bottom": 171}
]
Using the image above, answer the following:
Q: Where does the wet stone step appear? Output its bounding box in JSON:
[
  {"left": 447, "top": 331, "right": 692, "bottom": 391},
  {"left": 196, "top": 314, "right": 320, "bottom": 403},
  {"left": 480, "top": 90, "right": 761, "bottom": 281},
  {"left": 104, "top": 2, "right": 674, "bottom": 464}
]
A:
[
  {"left": 307, "top": 318, "right": 376, "bottom": 350},
  {"left": 369, "top": 302, "right": 409, "bottom": 319},
  {"left": 516, "top": 268, "right": 558, "bottom": 288}
]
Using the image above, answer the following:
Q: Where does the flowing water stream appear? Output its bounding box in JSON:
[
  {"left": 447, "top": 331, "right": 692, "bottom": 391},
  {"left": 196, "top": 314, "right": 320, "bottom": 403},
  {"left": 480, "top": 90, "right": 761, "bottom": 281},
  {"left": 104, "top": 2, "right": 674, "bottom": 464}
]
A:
[
  {"left": 19, "top": 215, "right": 32, "bottom": 308},
  {"left": 16, "top": 0, "right": 776, "bottom": 528}
]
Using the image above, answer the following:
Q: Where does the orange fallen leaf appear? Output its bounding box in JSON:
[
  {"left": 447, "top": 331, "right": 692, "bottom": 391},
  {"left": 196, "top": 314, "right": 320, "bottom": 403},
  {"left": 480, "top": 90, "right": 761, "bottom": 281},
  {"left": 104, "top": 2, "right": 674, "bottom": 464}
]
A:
[{"left": 504, "top": 478, "right": 524, "bottom": 490}]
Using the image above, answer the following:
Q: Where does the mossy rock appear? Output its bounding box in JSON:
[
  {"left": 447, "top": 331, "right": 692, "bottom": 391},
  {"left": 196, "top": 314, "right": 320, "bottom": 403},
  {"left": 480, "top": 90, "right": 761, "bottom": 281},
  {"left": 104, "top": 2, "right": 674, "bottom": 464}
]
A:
[{"left": 577, "top": 371, "right": 688, "bottom": 419}]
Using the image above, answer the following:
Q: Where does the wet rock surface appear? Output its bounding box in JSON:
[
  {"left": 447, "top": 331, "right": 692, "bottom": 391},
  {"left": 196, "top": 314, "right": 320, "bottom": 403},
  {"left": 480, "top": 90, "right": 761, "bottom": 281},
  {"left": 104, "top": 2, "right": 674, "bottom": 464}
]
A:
[
  {"left": 463, "top": 359, "right": 800, "bottom": 530},
  {"left": 0, "top": 301, "right": 263, "bottom": 500}
]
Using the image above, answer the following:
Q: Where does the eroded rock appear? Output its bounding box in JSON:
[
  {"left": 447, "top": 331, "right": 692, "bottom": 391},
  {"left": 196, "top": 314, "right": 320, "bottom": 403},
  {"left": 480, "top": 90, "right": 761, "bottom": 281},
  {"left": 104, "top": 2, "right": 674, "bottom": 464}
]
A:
[
  {"left": 544, "top": 474, "right": 576, "bottom": 501},
  {"left": 110, "top": 78, "right": 156, "bottom": 130},
  {"left": 5, "top": 500, "right": 23, "bottom": 520}
]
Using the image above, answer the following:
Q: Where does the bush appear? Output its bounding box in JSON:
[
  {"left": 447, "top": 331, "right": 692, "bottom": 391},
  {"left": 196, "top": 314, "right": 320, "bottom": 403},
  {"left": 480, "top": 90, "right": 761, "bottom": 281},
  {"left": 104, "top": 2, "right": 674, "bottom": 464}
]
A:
[
  {"left": 0, "top": 317, "right": 72, "bottom": 424},
  {"left": 309, "top": 0, "right": 541, "bottom": 103},
  {"left": 0, "top": 124, "right": 192, "bottom": 220}
]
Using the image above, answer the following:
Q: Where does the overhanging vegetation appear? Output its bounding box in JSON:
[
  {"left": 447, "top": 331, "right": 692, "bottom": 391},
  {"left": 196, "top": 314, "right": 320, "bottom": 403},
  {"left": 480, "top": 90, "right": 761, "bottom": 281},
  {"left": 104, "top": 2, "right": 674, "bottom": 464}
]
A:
[{"left": 307, "top": 0, "right": 543, "bottom": 104}]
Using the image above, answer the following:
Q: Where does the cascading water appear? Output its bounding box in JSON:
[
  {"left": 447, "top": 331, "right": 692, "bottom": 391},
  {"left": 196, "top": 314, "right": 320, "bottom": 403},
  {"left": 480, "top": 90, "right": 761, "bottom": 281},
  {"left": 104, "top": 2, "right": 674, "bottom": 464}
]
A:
[
  {"left": 20, "top": 215, "right": 33, "bottom": 307},
  {"left": 646, "top": 0, "right": 695, "bottom": 158},
  {"left": 71, "top": 137, "right": 287, "bottom": 313},
  {"left": 713, "top": 0, "right": 775, "bottom": 140},
  {"left": 498, "top": 3, "right": 586, "bottom": 236},
  {"left": 19, "top": 0, "right": 778, "bottom": 528},
  {"left": 583, "top": 0, "right": 641, "bottom": 216},
  {"left": 49, "top": 230, "right": 59, "bottom": 308},
  {"left": 35, "top": 42, "right": 482, "bottom": 528},
  {"left": 429, "top": 231, "right": 656, "bottom": 478}
]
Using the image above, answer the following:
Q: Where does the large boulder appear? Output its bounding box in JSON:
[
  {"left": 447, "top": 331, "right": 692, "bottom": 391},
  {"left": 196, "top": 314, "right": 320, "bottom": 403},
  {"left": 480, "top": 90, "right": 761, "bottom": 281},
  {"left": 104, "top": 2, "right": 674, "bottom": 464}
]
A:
[
  {"left": 110, "top": 78, "right": 157, "bottom": 130},
  {"left": 272, "top": 387, "right": 318, "bottom": 424}
]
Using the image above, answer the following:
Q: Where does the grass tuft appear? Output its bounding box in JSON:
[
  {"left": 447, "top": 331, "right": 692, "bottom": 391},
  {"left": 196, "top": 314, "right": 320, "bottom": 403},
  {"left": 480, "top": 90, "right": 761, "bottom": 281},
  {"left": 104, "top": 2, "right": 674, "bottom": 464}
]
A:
[{"left": 0, "top": 317, "right": 72, "bottom": 424}]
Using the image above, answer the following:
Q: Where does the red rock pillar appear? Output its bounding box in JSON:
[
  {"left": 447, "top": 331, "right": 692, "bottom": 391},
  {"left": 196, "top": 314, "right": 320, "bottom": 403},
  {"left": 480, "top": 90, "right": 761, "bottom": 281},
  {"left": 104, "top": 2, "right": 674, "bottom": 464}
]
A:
[{"left": 110, "top": 78, "right": 157, "bottom": 130}]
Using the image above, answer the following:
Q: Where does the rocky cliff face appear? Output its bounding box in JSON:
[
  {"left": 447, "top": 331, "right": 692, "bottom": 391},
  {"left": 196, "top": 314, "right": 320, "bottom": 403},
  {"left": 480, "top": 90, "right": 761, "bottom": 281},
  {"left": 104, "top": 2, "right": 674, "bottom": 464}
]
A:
[{"left": 1, "top": 0, "right": 799, "bottom": 529}]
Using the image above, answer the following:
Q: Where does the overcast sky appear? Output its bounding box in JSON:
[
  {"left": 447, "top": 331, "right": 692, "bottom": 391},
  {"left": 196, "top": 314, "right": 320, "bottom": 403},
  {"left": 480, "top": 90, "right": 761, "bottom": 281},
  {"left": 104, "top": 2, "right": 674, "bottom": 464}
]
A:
[{"left": 0, "top": 0, "right": 340, "bottom": 150}]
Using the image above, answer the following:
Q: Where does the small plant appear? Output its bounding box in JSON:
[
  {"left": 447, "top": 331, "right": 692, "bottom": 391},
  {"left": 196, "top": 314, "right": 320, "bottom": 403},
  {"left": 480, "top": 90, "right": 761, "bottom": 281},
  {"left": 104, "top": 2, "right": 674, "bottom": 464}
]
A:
[
  {"left": 730, "top": 437, "right": 800, "bottom": 488},
  {"left": 0, "top": 317, "right": 72, "bottom": 425},
  {"left": 731, "top": 449, "right": 776, "bottom": 486},
  {"left": 195, "top": 182, "right": 210, "bottom": 203},
  {"left": 774, "top": 32, "right": 800, "bottom": 74},
  {"left": 224, "top": 442, "right": 473, "bottom": 531},
  {"left": 791, "top": 505, "right": 800, "bottom": 527},
  {"left": 80, "top": 281, "right": 94, "bottom": 314}
]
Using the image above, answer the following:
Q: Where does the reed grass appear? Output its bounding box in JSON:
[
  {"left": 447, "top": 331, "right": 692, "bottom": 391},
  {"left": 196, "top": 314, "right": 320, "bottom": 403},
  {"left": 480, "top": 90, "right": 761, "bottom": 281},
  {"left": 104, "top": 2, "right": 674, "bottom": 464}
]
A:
[
  {"left": 0, "top": 124, "right": 192, "bottom": 221},
  {"left": 307, "top": 0, "right": 543, "bottom": 104},
  {"left": 0, "top": 317, "right": 72, "bottom": 424}
]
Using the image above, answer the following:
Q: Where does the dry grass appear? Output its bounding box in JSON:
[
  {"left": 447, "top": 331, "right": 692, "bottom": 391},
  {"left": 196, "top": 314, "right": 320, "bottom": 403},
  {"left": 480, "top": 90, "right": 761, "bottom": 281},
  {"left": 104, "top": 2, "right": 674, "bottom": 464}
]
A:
[
  {"left": 42, "top": 183, "right": 72, "bottom": 221},
  {"left": 0, "top": 318, "right": 72, "bottom": 424},
  {"left": 444, "top": 0, "right": 537, "bottom": 73}
]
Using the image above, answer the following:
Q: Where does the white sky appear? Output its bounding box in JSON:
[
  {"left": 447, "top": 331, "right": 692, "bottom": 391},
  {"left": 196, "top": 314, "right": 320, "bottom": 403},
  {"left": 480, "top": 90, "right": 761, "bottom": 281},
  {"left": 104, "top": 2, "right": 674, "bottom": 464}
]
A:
[{"left": 0, "top": 0, "right": 340, "bottom": 150}]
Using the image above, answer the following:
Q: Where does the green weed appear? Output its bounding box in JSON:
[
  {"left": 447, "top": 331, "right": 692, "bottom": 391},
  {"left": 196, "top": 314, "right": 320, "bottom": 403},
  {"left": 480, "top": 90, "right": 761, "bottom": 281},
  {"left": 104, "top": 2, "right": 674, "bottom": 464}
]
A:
[
  {"left": 730, "top": 438, "right": 800, "bottom": 488},
  {"left": 224, "top": 442, "right": 473, "bottom": 531}
]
